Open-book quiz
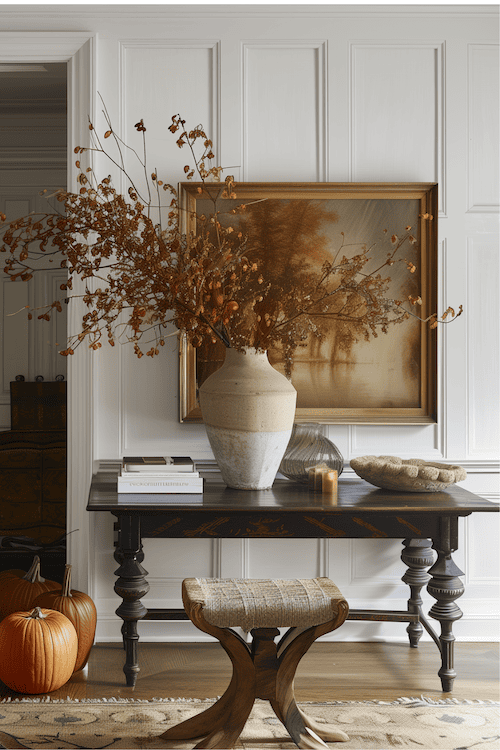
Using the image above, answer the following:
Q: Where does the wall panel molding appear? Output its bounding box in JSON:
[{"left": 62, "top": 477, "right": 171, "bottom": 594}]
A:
[
  {"left": 464, "top": 516, "right": 500, "bottom": 586},
  {"left": 350, "top": 425, "right": 443, "bottom": 459},
  {"left": 477, "top": 492, "right": 500, "bottom": 503},
  {"left": 141, "top": 540, "right": 220, "bottom": 600},
  {"left": 242, "top": 41, "right": 327, "bottom": 181},
  {"left": 467, "top": 44, "right": 500, "bottom": 212},
  {"left": 350, "top": 42, "right": 446, "bottom": 216},
  {"left": 350, "top": 539, "right": 405, "bottom": 585},
  {"left": 119, "top": 39, "right": 221, "bottom": 178},
  {"left": 466, "top": 237, "right": 500, "bottom": 457}
]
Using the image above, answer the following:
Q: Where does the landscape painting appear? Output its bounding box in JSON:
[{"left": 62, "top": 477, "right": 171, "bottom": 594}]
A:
[{"left": 179, "top": 183, "right": 438, "bottom": 424}]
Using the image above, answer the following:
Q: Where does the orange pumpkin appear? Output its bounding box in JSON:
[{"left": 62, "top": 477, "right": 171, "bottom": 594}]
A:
[
  {"left": 0, "top": 606, "right": 77, "bottom": 693},
  {"left": 34, "top": 564, "right": 97, "bottom": 672},
  {"left": 0, "top": 555, "right": 60, "bottom": 621}
]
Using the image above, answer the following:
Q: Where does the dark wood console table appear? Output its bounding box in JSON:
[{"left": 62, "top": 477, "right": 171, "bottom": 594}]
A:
[{"left": 87, "top": 469, "right": 498, "bottom": 692}]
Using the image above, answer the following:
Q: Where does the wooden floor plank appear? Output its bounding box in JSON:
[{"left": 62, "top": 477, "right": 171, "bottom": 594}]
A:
[{"left": 0, "top": 641, "right": 498, "bottom": 703}]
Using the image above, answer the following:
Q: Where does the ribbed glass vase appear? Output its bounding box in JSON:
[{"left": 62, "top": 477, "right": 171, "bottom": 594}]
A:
[{"left": 279, "top": 422, "right": 344, "bottom": 483}]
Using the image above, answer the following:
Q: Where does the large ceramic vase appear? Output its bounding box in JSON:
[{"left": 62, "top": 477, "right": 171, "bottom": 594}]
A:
[{"left": 199, "top": 347, "right": 297, "bottom": 490}]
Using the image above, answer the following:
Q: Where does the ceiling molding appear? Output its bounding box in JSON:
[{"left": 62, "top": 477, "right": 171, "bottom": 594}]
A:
[{"left": 0, "top": 5, "right": 497, "bottom": 19}]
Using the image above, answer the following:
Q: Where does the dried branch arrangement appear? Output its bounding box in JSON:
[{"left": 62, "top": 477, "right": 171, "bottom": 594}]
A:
[{"left": 0, "top": 104, "right": 462, "bottom": 375}]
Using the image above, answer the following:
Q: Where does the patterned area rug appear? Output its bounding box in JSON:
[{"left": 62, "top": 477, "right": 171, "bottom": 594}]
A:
[{"left": 0, "top": 697, "right": 498, "bottom": 749}]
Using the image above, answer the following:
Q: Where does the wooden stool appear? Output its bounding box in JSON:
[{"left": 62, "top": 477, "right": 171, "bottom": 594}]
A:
[{"left": 160, "top": 577, "right": 349, "bottom": 749}]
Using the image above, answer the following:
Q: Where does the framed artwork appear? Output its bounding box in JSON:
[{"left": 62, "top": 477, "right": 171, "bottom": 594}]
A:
[{"left": 179, "top": 182, "right": 438, "bottom": 424}]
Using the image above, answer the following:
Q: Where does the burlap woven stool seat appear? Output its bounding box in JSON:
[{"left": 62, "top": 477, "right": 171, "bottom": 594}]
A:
[{"left": 160, "top": 577, "right": 349, "bottom": 749}]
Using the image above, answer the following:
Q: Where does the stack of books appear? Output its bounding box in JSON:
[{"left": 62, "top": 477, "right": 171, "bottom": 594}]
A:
[{"left": 117, "top": 456, "right": 203, "bottom": 497}]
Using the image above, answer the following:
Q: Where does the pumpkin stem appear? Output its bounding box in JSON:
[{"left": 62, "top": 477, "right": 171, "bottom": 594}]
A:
[
  {"left": 27, "top": 606, "right": 47, "bottom": 619},
  {"left": 62, "top": 564, "right": 73, "bottom": 597},
  {"left": 23, "top": 555, "right": 46, "bottom": 583}
]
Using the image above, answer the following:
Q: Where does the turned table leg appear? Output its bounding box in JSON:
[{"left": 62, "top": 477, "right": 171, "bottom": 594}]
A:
[
  {"left": 113, "top": 514, "right": 149, "bottom": 687},
  {"left": 401, "top": 538, "right": 435, "bottom": 647},
  {"left": 428, "top": 517, "right": 465, "bottom": 693}
]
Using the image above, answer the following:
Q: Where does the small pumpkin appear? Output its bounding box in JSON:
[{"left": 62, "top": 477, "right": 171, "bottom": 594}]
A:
[
  {"left": 33, "top": 564, "right": 97, "bottom": 672},
  {"left": 0, "top": 606, "right": 77, "bottom": 693},
  {"left": 0, "top": 555, "right": 60, "bottom": 621}
]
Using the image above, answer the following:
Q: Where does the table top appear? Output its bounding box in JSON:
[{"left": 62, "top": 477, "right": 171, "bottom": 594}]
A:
[{"left": 87, "top": 470, "right": 498, "bottom": 516}]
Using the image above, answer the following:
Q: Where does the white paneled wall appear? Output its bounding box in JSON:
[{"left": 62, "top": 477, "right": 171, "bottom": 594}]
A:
[
  {"left": 243, "top": 42, "right": 327, "bottom": 181},
  {"left": 122, "top": 42, "right": 219, "bottom": 181},
  {"left": 351, "top": 43, "right": 443, "bottom": 191},
  {"left": 467, "top": 44, "right": 500, "bottom": 212},
  {"left": 467, "top": 239, "right": 500, "bottom": 457},
  {"left": 0, "top": 5, "right": 498, "bottom": 643}
]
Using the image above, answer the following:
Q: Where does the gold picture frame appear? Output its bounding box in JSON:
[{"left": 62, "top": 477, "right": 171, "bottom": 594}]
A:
[{"left": 179, "top": 182, "right": 438, "bottom": 424}]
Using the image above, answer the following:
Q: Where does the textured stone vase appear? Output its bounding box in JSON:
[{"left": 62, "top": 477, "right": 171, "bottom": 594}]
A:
[{"left": 199, "top": 347, "right": 297, "bottom": 489}]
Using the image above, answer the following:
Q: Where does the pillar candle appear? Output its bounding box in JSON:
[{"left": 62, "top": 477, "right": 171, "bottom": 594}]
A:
[
  {"left": 308, "top": 463, "right": 329, "bottom": 490},
  {"left": 322, "top": 469, "right": 338, "bottom": 494}
]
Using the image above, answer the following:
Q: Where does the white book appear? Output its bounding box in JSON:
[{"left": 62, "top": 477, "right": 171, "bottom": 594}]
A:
[
  {"left": 117, "top": 493, "right": 203, "bottom": 504},
  {"left": 121, "top": 470, "right": 200, "bottom": 479},
  {"left": 122, "top": 456, "right": 195, "bottom": 473},
  {"left": 121, "top": 472, "right": 197, "bottom": 477},
  {"left": 117, "top": 476, "right": 203, "bottom": 494}
]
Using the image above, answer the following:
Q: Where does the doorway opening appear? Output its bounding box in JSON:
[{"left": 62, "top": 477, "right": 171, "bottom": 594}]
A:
[{"left": 0, "top": 62, "right": 68, "bottom": 582}]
